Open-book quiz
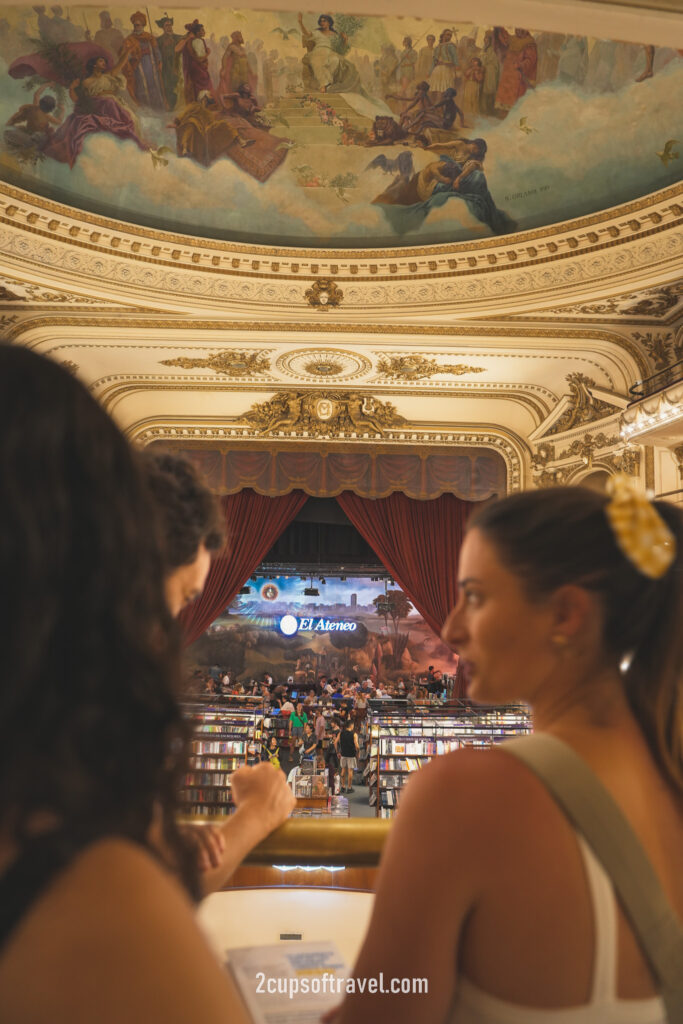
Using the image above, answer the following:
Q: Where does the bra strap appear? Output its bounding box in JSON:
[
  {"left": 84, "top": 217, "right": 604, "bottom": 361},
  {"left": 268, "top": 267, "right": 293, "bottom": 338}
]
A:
[
  {"left": 502, "top": 733, "right": 683, "bottom": 1023},
  {"left": 576, "top": 836, "right": 617, "bottom": 1003}
]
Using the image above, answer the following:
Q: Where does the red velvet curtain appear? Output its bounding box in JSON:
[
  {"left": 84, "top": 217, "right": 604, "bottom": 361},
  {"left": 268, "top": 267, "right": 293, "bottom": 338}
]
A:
[
  {"left": 336, "top": 491, "right": 474, "bottom": 690},
  {"left": 179, "top": 488, "right": 308, "bottom": 646}
]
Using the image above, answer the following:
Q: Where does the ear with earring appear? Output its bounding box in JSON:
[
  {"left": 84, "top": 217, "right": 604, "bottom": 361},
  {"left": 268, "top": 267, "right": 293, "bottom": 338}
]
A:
[
  {"left": 619, "top": 649, "right": 635, "bottom": 676},
  {"left": 551, "top": 633, "right": 570, "bottom": 649}
]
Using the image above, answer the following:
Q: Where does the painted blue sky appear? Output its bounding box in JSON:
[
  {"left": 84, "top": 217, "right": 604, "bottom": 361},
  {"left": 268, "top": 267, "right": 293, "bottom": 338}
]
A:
[{"left": 231, "top": 574, "right": 415, "bottom": 613}]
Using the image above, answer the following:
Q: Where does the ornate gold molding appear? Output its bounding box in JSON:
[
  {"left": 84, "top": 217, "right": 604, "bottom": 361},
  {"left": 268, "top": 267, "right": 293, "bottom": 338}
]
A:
[
  {"left": 304, "top": 279, "right": 344, "bottom": 310},
  {"left": 498, "top": 281, "right": 683, "bottom": 324},
  {"left": 374, "top": 355, "right": 485, "bottom": 381},
  {"left": 0, "top": 273, "right": 121, "bottom": 307},
  {"left": 159, "top": 350, "right": 271, "bottom": 377},
  {"left": 0, "top": 183, "right": 680, "bottom": 325},
  {"left": 558, "top": 431, "right": 616, "bottom": 462},
  {"left": 240, "top": 390, "right": 404, "bottom": 438},
  {"left": 673, "top": 444, "right": 683, "bottom": 481},
  {"left": 9, "top": 317, "right": 650, "bottom": 380},
  {"left": 91, "top": 378, "right": 551, "bottom": 427},
  {"left": 543, "top": 373, "right": 621, "bottom": 436},
  {"left": 631, "top": 330, "right": 681, "bottom": 372},
  {"left": 127, "top": 420, "right": 527, "bottom": 490},
  {"left": 1, "top": 180, "right": 680, "bottom": 269},
  {"left": 275, "top": 349, "right": 372, "bottom": 380}
]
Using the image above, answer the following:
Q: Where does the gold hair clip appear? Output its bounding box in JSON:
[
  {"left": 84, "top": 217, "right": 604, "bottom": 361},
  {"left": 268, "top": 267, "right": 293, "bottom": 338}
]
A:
[{"left": 605, "top": 474, "right": 676, "bottom": 579}]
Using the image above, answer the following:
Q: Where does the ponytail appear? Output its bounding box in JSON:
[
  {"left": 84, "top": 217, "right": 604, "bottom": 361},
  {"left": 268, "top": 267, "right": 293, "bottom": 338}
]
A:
[
  {"left": 471, "top": 487, "right": 683, "bottom": 796},
  {"left": 622, "top": 500, "right": 683, "bottom": 794}
]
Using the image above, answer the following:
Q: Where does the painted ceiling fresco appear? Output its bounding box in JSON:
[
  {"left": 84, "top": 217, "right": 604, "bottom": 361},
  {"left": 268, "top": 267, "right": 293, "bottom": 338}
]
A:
[{"left": 1, "top": 6, "right": 681, "bottom": 247}]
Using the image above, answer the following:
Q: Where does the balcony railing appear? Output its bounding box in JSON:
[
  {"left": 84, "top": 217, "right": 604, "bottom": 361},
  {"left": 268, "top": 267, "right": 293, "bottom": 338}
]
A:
[
  {"left": 244, "top": 819, "right": 391, "bottom": 866},
  {"left": 629, "top": 360, "right": 683, "bottom": 401},
  {"left": 656, "top": 488, "right": 683, "bottom": 507}
]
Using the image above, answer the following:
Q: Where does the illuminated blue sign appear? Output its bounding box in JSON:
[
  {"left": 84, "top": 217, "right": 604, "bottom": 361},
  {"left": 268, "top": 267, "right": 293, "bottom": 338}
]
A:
[{"left": 278, "top": 615, "right": 358, "bottom": 636}]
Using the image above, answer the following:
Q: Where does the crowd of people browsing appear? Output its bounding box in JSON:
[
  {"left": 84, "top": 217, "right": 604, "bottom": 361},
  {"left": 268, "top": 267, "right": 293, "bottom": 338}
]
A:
[
  {"left": 257, "top": 698, "right": 361, "bottom": 795},
  {"left": 199, "top": 668, "right": 451, "bottom": 702}
]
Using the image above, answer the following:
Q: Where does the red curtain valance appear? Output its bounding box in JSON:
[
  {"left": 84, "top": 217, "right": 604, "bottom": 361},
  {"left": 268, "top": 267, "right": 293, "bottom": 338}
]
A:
[{"left": 153, "top": 446, "right": 506, "bottom": 502}]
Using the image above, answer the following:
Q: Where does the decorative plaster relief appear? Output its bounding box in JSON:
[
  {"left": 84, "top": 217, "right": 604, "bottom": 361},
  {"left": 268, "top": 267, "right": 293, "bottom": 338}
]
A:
[
  {"left": 543, "top": 373, "right": 622, "bottom": 436},
  {"left": 631, "top": 330, "right": 682, "bottom": 372},
  {"left": 504, "top": 280, "right": 683, "bottom": 322},
  {"left": 0, "top": 183, "right": 680, "bottom": 317},
  {"left": 239, "top": 390, "right": 405, "bottom": 438},
  {"left": 0, "top": 274, "right": 115, "bottom": 306},
  {"left": 374, "top": 354, "right": 486, "bottom": 381},
  {"left": 276, "top": 348, "right": 372, "bottom": 380},
  {"left": 129, "top": 422, "right": 524, "bottom": 491},
  {"left": 159, "top": 350, "right": 272, "bottom": 376}
]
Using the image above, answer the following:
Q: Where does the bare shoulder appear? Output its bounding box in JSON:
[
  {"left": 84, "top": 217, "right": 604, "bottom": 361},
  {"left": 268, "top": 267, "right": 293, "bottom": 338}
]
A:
[
  {"left": 0, "top": 838, "right": 246, "bottom": 1024},
  {"left": 405, "top": 744, "right": 547, "bottom": 817},
  {"left": 396, "top": 746, "right": 564, "bottom": 865}
]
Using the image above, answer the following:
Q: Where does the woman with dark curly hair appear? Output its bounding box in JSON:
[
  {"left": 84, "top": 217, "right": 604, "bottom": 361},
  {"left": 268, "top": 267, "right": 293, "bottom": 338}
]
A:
[
  {"left": 142, "top": 450, "right": 225, "bottom": 617},
  {"left": 142, "top": 450, "right": 295, "bottom": 892},
  {"left": 0, "top": 347, "right": 255, "bottom": 1021}
]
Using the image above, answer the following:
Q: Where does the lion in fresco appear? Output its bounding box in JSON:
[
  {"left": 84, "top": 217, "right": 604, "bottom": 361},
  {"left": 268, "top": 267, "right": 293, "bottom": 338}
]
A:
[{"left": 366, "top": 115, "right": 409, "bottom": 146}]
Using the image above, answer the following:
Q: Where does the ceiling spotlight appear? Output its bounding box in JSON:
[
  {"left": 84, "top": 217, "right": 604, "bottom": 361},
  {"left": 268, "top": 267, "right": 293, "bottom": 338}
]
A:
[
  {"left": 304, "top": 574, "right": 319, "bottom": 597},
  {"left": 320, "top": 577, "right": 326, "bottom": 585}
]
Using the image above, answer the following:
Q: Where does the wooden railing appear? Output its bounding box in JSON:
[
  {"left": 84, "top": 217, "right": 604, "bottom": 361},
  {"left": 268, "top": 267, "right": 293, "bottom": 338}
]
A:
[{"left": 243, "top": 819, "right": 391, "bottom": 867}]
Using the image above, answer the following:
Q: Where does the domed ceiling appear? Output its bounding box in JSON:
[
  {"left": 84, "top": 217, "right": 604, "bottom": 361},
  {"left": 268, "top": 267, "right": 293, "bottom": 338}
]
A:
[{"left": 1, "top": 3, "right": 681, "bottom": 247}]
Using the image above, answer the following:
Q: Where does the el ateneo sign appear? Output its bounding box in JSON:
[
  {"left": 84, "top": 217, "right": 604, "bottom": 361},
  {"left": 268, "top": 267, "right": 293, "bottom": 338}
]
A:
[{"left": 279, "top": 614, "right": 358, "bottom": 637}]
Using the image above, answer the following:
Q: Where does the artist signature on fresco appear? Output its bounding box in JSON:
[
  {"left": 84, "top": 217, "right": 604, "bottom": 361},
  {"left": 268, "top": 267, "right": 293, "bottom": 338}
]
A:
[{"left": 505, "top": 185, "right": 551, "bottom": 201}]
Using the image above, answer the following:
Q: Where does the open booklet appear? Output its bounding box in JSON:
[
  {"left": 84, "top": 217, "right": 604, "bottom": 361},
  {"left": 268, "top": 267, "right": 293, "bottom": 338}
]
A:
[{"left": 226, "top": 940, "right": 348, "bottom": 1024}]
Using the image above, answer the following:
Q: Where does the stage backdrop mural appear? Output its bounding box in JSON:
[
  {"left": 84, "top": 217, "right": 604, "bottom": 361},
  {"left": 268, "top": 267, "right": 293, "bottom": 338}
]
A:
[
  {"left": 1, "top": 6, "right": 681, "bottom": 246},
  {"left": 188, "top": 575, "right": 456, "bottom": 683}
]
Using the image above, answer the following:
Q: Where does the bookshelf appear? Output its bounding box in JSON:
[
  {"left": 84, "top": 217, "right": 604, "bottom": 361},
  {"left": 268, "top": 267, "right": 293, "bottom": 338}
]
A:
[
  {"left": 365, "top": 704, "right": 532, "bottom": 818},
  {"left": 180, "top": 703, "right": 264, "bottom": 818}
]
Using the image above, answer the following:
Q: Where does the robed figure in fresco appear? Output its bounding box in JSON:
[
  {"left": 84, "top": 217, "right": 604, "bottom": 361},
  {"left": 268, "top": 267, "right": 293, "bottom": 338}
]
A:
[
  {"left": 155, "top": 14, "right": 183, "bottom": 110},
  {"left": 298, "top": 12, "right": 360, "bottom": 93},
  {"left": 479, "top": 31, "right": 500, "bottom": 116},
  {"left": 429, "top": 29, "right": 458, "bottom": 96},
  {"left": 176, "top": 19, "right": 214, "bottom": 103},
  {"left": 119, "top": 11, "right": 165, "bottom": 110},
  {"left": 92, "top": 10, "right": 124, "bottom": 59},
  {"left": 218, "top": 30, "right": 257, "bottom": 98},
  {"left": 370, "top": 142, "right": 516, "bottom": 237},
  {"left": 174, "top": 84, "right": 289, "bottom": 182},
  {"left": 492, "top": 27, "right": 537, "bottom": 112},
  {"left": 44, "top": 52, "right": 149, "bottom": 167}
]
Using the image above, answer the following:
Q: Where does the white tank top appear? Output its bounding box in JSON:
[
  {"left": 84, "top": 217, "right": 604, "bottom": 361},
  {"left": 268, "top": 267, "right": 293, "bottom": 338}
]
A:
[{"left": 450, "top": 837, "right": 665, "bottom": 1024}]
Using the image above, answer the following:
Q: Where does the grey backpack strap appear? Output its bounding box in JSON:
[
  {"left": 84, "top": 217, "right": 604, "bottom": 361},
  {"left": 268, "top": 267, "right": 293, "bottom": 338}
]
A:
[{"left": 503, "top": 733, "right": 683, "bottom": 1022}]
